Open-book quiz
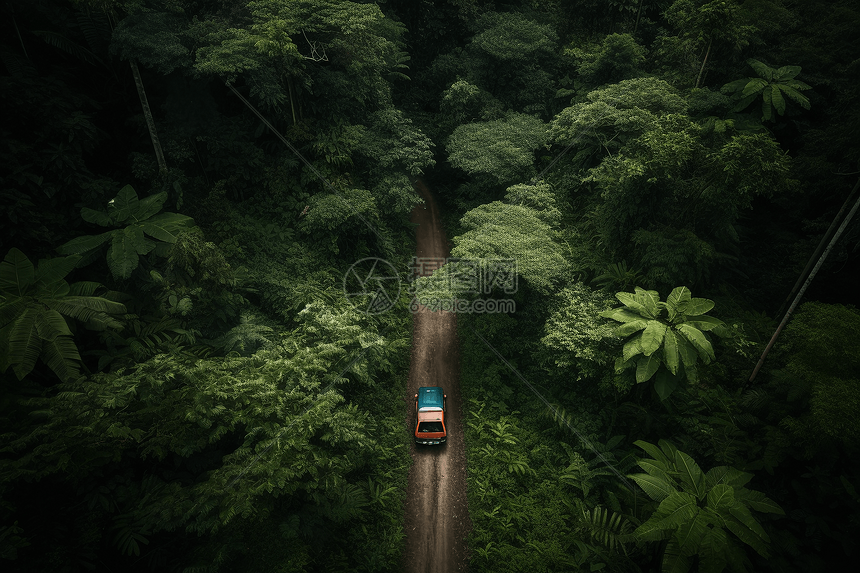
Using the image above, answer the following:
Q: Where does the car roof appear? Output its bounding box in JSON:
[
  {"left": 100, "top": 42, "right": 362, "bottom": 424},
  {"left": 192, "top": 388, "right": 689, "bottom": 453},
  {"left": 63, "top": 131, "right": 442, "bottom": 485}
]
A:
[{"left": 417, "top": 386, "right": 444, "bottom": 411}]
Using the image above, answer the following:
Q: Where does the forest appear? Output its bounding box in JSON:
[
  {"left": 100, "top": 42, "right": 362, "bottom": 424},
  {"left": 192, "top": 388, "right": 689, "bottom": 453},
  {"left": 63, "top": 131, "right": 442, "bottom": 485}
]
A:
[{"left": 0, "top": 0, "right": 859, "bottom": 572}]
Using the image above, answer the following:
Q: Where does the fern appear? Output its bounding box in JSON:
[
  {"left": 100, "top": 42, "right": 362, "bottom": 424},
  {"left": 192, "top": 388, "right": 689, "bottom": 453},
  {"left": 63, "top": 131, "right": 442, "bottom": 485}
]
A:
[
  {"left": 579, "top": 505, "right": 635, "bottom": 554},
  {"left": 207, "top": 312, "right": 273, "bottom": 355}
]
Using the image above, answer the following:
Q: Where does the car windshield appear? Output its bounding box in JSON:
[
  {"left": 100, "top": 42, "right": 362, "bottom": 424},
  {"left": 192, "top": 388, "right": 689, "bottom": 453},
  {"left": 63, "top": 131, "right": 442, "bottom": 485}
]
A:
[{"left": 418, "top": 422, "right": 444, "bottom": 433}]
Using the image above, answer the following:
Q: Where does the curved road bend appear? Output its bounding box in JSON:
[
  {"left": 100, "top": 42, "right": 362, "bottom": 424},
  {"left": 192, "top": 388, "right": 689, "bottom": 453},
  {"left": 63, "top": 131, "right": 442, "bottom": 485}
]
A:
[{"left": 401, "top": 179, "right": 471, "bottom": 573}]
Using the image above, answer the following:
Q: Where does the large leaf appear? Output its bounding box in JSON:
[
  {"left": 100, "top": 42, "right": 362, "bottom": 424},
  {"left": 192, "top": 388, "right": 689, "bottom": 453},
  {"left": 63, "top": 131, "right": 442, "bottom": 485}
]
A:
[
  {"left": 735, "top": 489, "right": 784, "bottom": 515},
  {"left": 8, "top": 309, "right": 41, "bottom": 379},
  {"left": 662, "top": 537, "right": 693, "bottom": 573},
  {"left": 49, "top": 296, "right": 127, "bottom": 322},
  {"left": 682, "top": 297, "right": 714, "bottom": 316},
  {"left": 615, "top": 291, "right": 653, "bottom": 318},
  {"left": 636, "top": 353, "right": 660, "bottom": 383},
  {"left": 630, "top": 472, "right": 675, "bottom": 502},
  {"left": 34, "top": 256, "right": 79, "bottom": 295},
  {"left": 684, "top": 315, "right": 725, "bottom": 332},
  {"left": 654, "top": 369, "right": 679, "bottom": 401},
  {"left": 675, "top": 333, "right": 698, "bottom": 368},
  {"left": 771, "top": 85, "right": 786, "bottom": 116},
  {"left": 109, "top": 184, "right": 140, "bottom": 223},
  {"left": 616, "top": 319, "right": 648, "bottom": 337},
  {"left": 774, "top": 65, "right": 801, "bottom": 81},
  {"left": 698, "top": 526, "right": 729, "bottom": 573},
  {"left": 653, "top": 491, "right": 699, "bottom": 527},
  {"left": 623, "top": 335, "right": 643, "bottom": 362},
  {"left": 674, "top": 450, "right": 705, "bottom": 498},
  {"left": 741, "top": 77, "right": 767, "bottom": 97},
  {"left": 663, "top": 328, "right": 680, "bottom": 374},
  {"left": 761, "top": 87, "right": 773, "bottom": 121},
  {"left": 0, "top": 298, "right": 26, "bottom": 328},
  {"left": 635, "top": 440, "right": 672, "bottom": 466},
  {"left": 707, "top": 484, "right": 735, "bottom": 510},
  {"left": 107, "top": 227, "right": 155, "bottom": 279},
  {"left": 634, "top": 514, "right": 676, "bottom": 541},
  {"left": 706, "top": 466, "right": 753, "bottom": 489},
  {"left": 0, "top": 248, "right": 35, "bottom": 296},
  {"left": 640, "top": 320, "right": 668, "bottom": 356},
  {"left": 747, "top": 59, "right": 773, "bottom": 81},
  {"left": 635, "top": 287, "right": 660, "bottom": 318},
  {"left": 780, "top": 84, "right": 811, "bottom": 109},
  {"left": 80, "top": 207, "right": 113, "bottom": 226},
  {"left": 141, "top": 213, "right": 194, "bottom": 243},
  {"left": 56, "top": 232, "right": 112, "bottom": 255},
  {"left": 638, "top": 457, "right": 672, "bottom": 478},
  {"left": 665, "top": 286, "right": 691, "bottom": 320},
  {"left": 601, "top": 307, "right": 647, "bottom": 323},
  {"left": 676, "top": 324, "right": 715, "bottom": 363},
  {"left": 34, "top": 309, "right": 72, "bottom": 340},
  {"left": 724, "top": 507, "right": 769, "bottom": 557},
  {"left": 134, "top": 191, "right": 168, "bottom": 222},
  {"left": 675, "top": 510, "right": 709, "bottom": 557},
  {"left": 40, "top": 334, "right": 81, "bottom": 382}
]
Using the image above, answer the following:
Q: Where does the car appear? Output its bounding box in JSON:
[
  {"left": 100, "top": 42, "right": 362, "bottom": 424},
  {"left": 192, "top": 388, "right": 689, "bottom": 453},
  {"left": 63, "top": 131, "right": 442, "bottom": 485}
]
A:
[{"left": 414, "top": 386, "right": 447, "bottom": 445}]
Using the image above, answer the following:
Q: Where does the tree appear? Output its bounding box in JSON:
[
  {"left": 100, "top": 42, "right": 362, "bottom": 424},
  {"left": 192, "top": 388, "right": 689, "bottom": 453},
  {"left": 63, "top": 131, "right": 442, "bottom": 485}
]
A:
[
  {"left": 446, "top": 113, "right": 548, "bottom": 184},
  {"left": 549, "top": 77, "right": 687, "bottom": 168},
  {"left": 56, "top": 184, "right": 194, "bottom": 279},
  {"left": 0, "top": 248, "right": 125, "bottom": 382},
  {"left": 665, "top": 0, "right": 756, "bottom": 88},
  {"left": 569, "top": 33, "right": 647, "bottom": 87},
  {"left": 721, "top": 59, "right": 811, "bottom": 122},
  {"left": 600, "top": 286, "right": 729, "bottom": 399},
  {"left": 630, "top": 439, "right": 784, "bottom": 572},
  {"left": 449, "top": 183, "right": 567, "bottom": 295}
]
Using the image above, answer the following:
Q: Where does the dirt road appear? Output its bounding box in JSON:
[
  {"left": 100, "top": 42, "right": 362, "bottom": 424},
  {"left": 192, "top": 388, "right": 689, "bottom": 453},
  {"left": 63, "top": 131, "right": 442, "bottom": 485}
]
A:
[{"left": 401, "top": 180, "right": 471, "bottom": 573}]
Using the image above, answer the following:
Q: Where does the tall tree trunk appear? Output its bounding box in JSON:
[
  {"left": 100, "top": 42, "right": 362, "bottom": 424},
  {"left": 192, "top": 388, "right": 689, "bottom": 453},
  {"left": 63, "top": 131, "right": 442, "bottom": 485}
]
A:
[
  {"left": 634, "top": 0, "right": 645, "bottom": 34},
  {"left": 695, "top": 37, "right": 712, "bottom": 89},
  {"left": 129, "top": 59, "right": 167, "bottom": 175}
]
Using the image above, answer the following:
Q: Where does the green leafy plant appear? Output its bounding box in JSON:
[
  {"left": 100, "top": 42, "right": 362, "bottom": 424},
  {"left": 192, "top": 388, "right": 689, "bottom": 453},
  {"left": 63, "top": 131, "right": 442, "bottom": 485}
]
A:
[
  {"left": 721, "top": 59, "right": 811, "bottom": 122},
  {"left": 0, "top": 248, "right": 125, "bottom": 381},
  {"left": 630, "top": 440, "right": 784, "bottom": 573},
  {"left": 600, "top": 286, "right": 729, "bottom": 399},
  {"left": 57, "top": 184, "right": 194, "bottom": 279},
  {"left": 591, "top": 260, "right": 644, "bottom": 292}
]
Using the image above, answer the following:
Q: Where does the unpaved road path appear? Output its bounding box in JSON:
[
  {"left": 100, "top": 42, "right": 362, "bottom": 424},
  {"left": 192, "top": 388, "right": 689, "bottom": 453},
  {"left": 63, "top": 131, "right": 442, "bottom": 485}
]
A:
[{"left": 401, "top": 179, "right": 471, "bottom": 573}]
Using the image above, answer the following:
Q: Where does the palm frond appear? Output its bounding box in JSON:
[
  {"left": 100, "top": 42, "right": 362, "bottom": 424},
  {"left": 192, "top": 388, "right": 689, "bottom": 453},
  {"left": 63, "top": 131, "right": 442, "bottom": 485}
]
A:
[{"left": 31, "top": 30, "right": 106, "bottom": 68}]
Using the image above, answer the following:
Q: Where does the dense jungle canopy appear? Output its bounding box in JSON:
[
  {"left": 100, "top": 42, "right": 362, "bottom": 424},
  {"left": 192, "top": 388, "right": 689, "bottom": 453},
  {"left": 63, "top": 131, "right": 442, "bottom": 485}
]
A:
[{"left": 1, "top": 1, "right": 859, "bottom": 572}]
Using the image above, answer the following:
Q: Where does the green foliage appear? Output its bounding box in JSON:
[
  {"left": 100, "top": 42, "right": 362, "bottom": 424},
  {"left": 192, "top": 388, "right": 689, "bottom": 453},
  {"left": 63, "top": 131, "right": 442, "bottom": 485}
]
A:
[
  {"left": 447, "top": 113, "right": 549, "bottom": 184},
  {"left": 357, "top": 108, "right": 436, "bottom": 177},
  {"left": 630, "top": 440, "right": 783, "bottom": 572},
  {"left": 0, "top": 248, "right": 125, "bottom": 382},
  {"left": 56, "top": 184, "right": 194, "bottom": 279},
  {"left": 721, "top": 59, "right": 811, "bottom": 122},
  {"left": 768, "top": 302, "right": 860, "bottom": 453},
  {"left": 111, "top": 9, "right": 192, "bottom": 74},
  {"left": 452, "top": 200, "right": 567, "bottom": 295},
  {"left": 569, "top": 33, "right": 647, "bottom": 87},
  {"left": 600, "top": 286, "right": 729, "bottom": 399},
  {"left": 550, "top": 77, "right": 687, "bottom": 165},
  {"left": 540, "top": 282, "right": 617, "bottom": 383},
  {"left": 471, "top": 12, "right": 557, "bottom": 63}
]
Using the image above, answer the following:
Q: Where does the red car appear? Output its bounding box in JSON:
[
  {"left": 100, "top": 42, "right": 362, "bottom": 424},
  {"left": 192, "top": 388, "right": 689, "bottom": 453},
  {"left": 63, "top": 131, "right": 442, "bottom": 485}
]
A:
[{"left": 414, "top": 386, "right": 447, "bottom": 445}]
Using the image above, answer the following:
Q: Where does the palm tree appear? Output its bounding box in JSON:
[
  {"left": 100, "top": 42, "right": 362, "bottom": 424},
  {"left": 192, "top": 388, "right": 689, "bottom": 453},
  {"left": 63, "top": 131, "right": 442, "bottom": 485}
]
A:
[
  {"left": 0, "top": 249, "right": 126, "bottom": 382},
  {"left": 721, "top": 59, "right": 811, "bottom": 122}
]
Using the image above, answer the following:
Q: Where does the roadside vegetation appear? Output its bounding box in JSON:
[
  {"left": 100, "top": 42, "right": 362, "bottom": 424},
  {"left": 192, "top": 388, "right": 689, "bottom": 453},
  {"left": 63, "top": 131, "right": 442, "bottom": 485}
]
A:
[{"left": 1, "top": 1, "right": 858, "bottom": 572}]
